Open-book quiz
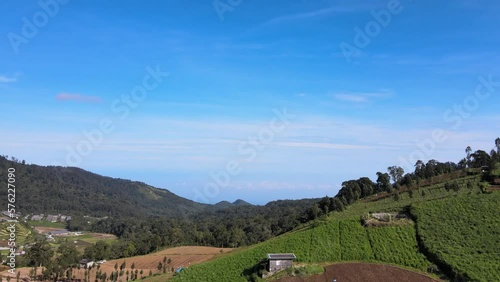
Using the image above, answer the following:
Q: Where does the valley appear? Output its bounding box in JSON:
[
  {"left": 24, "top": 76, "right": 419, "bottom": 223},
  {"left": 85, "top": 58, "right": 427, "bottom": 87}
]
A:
[{"left": 0, "top": 139, "right": 499, "bottom": 282}]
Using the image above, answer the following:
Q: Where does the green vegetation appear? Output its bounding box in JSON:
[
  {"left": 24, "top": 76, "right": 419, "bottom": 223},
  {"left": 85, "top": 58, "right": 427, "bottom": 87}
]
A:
[
  {"left": 5, "top": 139, "right": 499, "bottom": 281},
  {"left": 174, "top": 167, "right": 496, "bottom": 282},
  {"left": 0, "top": 222, "right": 32, "bottom": 244},
  {"left": 266, "top": 264, "right": 324, "bottom": 280},
  {"left": 0, "top": 155, "right": 206, "bottom": 218},
  {"left": 367, "top": 225, "right": 429, "bottom": 270},
  {"left": 27, "top": 220, "right": 66, "bottom": 228},
  {"left": 339, "top": 220, "right": 373, "bottom": 261},
  {"left": 0, "top": 155, "right": 321, "bottom": 258},
  {"left": 173, "top": 216, "right": 431, "bottom": 281},
  {"left": 411, "top": 193, "right": 500, "bottom": 282}
]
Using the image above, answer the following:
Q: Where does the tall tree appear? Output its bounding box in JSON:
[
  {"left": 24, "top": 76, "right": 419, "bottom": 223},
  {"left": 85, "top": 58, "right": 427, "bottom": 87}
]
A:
[
  {"left": 466, "top": 146, "right": 472, "bottom": 167},
  {"left": 25, "top": 237, "right": 54, "bottom": 268},
  {"left": 387, "top": 166, "right": 404, "bottom": 183},
  {"left": 55, "top": 241, "right": 79, "bottom": 269},
  {"left": 496, "top": 137, "right": 500, "bottom": 154},
  {"left": 471, "top": 150, "right": 491, "bottom": 168},
  {"left": 356, "top": 177, "right": 375, "bottom": 198},
  {"left": 414, "top": 160, "right": 425, "bottom": 178},
  {"left": 26, "top": 236, "right": 54, "bottom": 277},
  {"left": 376, "top": 172, "right": 392, "bottom": 193}
]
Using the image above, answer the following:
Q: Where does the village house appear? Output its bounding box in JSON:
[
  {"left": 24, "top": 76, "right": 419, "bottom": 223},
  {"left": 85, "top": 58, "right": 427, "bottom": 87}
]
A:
[
  {"left": 31, "top": 214, "right": 44, "bottom": 221},
  {"left": 80, "top": 259, "right": 94, "bottom": 269},
  {"left": 49, "top": 229, "right": 70, "bottom": 236},
  {"left": 267, "top": 253, "right": 296, "bottom": 273},
  {"left": 46, "top": 214, "right": 59, "bottom": 222}
]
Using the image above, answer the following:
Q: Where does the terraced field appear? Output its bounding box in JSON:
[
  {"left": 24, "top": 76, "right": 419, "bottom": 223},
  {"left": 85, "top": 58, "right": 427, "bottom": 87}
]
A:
[{"left": 0, "top": 222, "right": 31, "bottom": 244}]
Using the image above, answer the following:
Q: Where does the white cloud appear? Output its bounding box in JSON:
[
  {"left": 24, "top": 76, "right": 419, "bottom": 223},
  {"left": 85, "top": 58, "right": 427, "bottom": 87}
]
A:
[
  {"left": 333, "top": 90, "right": 392, "bottom": 103},
  {"left": 260, "top": 1, "right": 380, "bottom": 27},
  {"left": 55, "top": 93, "right": 102, "bottom": 103},
  {"left": 0, "top": 74, "right": 19, "bottom": 83}
]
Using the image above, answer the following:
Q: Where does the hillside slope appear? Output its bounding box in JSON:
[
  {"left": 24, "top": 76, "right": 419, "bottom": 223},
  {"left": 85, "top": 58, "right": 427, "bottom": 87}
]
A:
[
  {"left": 172, "top": 173, "right": 497, "bottom": 281},
  {"left": 411, "top": 193, "right": 500, "bottom": 282},
  {"left": 0, "top": 156, "right": 208, "bottom": 217}
]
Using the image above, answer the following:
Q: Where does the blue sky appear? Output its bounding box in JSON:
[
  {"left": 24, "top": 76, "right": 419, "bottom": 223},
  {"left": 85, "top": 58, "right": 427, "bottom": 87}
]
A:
[{"left": 1, "top": 0, "right": 499, "bottom": 204}]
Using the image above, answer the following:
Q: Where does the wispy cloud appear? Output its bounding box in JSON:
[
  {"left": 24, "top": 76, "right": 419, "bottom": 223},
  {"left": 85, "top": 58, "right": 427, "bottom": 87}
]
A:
[
  {"left": 334, "top": 90, "right": 392, "bottom": 103},
  {"left": 0, "top": 74, "right": 20, "bottom": 83},
  {"left": 263, "top": 7, "right": 353, "bottom": 25},
  {"left": 213, "top": 42, "right": 269, "bottom": 51},
  {"left": 259, "top": 1, "right": 378, "bottom": 28},
  {"left": 277, "top": 141, "right": 377, "bottom": 150},
  {"left": 55, "top": 93, "right": 102, "bottom": 103}
]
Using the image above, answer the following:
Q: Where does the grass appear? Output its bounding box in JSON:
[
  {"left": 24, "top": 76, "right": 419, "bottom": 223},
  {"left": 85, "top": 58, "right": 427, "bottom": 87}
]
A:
[
  {"left": 51, "top": 234, "right": 115, "bottom": 254},
  {"left": 27, "top": 220, "right": 66, "bottom": 229}
]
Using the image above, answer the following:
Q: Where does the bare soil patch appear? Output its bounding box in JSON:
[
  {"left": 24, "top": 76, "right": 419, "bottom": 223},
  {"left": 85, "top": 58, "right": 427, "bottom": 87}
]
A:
[
  {"left": 3, "top": 246, "right": 232, "bottom": 281},
  {"left": 33, "top": 226, "right": 63, "bottom": 234},
  {"left": 88, "top": 233, "right": 117, "bottom": 240},
  {"left": 277, "top": 262, "right": 440, "bottom": 282}
]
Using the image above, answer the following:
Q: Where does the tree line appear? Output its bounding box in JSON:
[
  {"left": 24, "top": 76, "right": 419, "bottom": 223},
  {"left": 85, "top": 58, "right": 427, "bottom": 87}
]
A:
[{"left": 313, "top": 138, "right": 500, "bottom": 217}]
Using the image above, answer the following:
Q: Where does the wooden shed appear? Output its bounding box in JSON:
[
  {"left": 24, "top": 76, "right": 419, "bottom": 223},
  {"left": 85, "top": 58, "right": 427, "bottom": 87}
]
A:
[{"left": 267, "top": 253, "right": 296, "bottom": 273}]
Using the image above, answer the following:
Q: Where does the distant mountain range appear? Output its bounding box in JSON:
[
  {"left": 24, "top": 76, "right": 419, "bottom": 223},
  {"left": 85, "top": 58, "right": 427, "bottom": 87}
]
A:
[
  {"left": 0, "top": 155, "right": 312, "bottom": 220},
  {"left": 214, "top": 199, "right": 253, "bottom": 208}
]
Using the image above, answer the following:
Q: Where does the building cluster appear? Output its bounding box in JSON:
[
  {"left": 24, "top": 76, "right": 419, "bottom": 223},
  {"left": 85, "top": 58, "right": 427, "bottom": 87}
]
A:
[{"left": 30, "top": 214, "right": 72, "bottom": 222}]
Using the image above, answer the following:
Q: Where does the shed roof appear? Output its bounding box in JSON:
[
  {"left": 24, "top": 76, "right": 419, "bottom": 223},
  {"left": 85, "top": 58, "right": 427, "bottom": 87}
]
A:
[
  {"left": 50, "top": 229, "right": 69, "bottom": 235},
  {"left": 80, "top": 259, "right": 92, "bottom": 263},
  {"left": 267, "top": 253, "right": 296, "bottom": 260}
]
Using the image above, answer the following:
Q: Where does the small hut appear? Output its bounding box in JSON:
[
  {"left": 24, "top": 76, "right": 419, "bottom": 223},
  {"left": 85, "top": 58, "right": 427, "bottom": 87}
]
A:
[{"left": 267, "top": 253, "right": 296, "bottom": 273}]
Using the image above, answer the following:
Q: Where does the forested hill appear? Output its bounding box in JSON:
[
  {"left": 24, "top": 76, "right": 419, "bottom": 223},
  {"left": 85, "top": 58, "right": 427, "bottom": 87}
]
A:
[
  {"left": 0, "top": 155, "right": 321, "bottom": 249},
  {"left": 0, "top": 155, "right": 208, "bottom": 218}
]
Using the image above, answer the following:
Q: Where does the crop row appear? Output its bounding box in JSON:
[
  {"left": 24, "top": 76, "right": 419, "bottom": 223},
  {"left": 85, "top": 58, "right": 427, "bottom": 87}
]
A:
[{"left": 411, "top": 193, "right": 500, "bottom": 282}]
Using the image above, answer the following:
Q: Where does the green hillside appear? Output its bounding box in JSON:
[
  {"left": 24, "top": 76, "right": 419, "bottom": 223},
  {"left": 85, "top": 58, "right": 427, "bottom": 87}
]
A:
[
  {"left": 171, "top": 173, "right": 497, "bottom": 282},
  {"left": 172, "top": 218, "right": 432, "bottom": 282},
  {"left": 0, "top": 156, "right": 208, "bottom": 218},
  {"left": 411, "top": 192, "right": 500, "bottom": 282}
]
